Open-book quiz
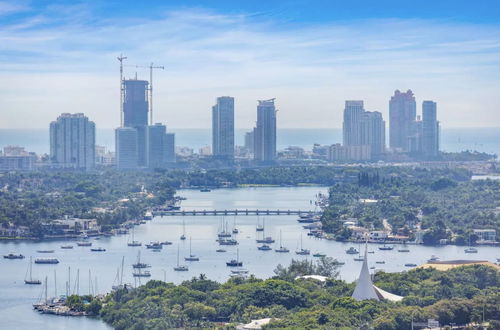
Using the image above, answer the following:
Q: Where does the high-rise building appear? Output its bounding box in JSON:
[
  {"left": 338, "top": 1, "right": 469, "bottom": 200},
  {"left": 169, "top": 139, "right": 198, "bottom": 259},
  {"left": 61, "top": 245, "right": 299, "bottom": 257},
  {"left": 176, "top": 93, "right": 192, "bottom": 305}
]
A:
[
  {"left": 50, "top": 113, "right": 95, "bottom": 170},
  {"left": 123, "top": 79, "right": 149, "bottom": 127},
  {"left": 360, "top": 111, "right": 385, "bottom": 157},
  {"left": 123, "top": 79, "right": 149, "bottom": 166},
  {"left": 254, "top": 99, "right": 277, "bottom": 162},
  {"left": 244, "top": 131, "right": 254, "bottom": 153},
  {"left": 145, "top": 123, "right": 176, "bottom": 168},
  {"left": 422, "top": 101, "right": 439, "bottom": 158},
  {"left": 115, "top": 127, "right": 138, "bottom": 170},
  {"left": 342, "top": 101, "right": 385, "bottom": 160},
  {"left": 212, "top": 96, "right": 235, "bottom": 159},
  {"left": 146, "top": 123, "right": 167, "bottom": 169},
  {"left": 389, "top": 90, "right": 416, "bottom": 152},
  {"left": 165, "top": 133, "right": 176, "bottom": 163},
  {"left": 343, "top": 101, "right": 365, "bottom": 146}
]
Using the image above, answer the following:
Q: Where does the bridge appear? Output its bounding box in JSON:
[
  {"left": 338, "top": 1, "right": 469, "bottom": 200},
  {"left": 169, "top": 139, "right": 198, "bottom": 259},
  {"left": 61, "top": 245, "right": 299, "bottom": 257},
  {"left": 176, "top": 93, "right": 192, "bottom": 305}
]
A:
[{"left": 152, "top": 209, "right": 318, "bottom": 216}]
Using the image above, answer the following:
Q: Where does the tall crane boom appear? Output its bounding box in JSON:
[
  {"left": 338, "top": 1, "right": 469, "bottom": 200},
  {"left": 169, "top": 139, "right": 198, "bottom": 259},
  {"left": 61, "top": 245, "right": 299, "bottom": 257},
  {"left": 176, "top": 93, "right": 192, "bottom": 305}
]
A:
[{"left": 117, "top": 54, "right": 127, "bottom": 127}]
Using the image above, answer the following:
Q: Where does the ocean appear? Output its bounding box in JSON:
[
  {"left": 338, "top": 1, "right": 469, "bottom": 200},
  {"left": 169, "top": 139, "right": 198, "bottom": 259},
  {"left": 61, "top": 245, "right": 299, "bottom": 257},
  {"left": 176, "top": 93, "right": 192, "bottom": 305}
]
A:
[{"left": 0, "top": 127, "right": 499, "bottom": 156}]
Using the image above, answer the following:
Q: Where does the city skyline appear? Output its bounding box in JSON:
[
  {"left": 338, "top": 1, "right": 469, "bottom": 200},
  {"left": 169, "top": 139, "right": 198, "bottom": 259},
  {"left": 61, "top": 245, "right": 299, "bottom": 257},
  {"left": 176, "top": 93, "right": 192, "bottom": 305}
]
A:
[{"left": 1, "top": 1, "right": 500, "bottom": 129}]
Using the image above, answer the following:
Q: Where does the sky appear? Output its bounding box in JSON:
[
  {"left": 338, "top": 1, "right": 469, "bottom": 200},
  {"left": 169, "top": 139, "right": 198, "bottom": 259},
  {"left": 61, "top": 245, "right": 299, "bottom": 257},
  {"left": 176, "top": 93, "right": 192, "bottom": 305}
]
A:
[{"left": 1, "top": 0, "right": 500, "bottom": 129}]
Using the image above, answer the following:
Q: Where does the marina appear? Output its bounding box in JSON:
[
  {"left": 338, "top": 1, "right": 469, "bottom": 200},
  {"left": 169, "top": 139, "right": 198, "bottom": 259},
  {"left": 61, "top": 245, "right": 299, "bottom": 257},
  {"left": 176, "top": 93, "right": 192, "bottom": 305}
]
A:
[{"left": 0, "top": 186, "right": 498, "bottom": 329}]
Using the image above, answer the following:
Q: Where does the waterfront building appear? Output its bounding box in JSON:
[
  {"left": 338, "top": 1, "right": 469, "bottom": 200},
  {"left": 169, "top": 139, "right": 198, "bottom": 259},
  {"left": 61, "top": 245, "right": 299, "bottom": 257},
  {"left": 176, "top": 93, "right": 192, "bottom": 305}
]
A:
[
  {"left": 389, "top": 90, "right": 416, "bottom": 152},
  {"left": 212, "top": 96, "right": 235, "bottom": 159},
  {"left": 254, "top": 99, "right": 277, "bottom": 162},
  {"left": 422, "top": 101, "right": 439, "bottom": 158},
  {"left": 473, "top": 229, "right": 496, "bottom": 243},
  {"left": 49, "top": 113, "right": 95, "bottom": 170},
  {"left": 115, "top": 127, "right": 138, "bottom": 170}
]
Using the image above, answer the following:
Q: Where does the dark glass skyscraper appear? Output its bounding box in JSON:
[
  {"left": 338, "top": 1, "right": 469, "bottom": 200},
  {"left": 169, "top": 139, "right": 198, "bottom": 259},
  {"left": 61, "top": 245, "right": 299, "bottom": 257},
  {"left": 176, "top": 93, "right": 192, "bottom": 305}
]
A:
[
  {"left": 122, "top": 79, "right": 149, "bottom": 166},
  {"left": 254, "top": 99, "right": 277, "bottom": 162},
  {"left": 212, "top": 96, "right": 234, "bottom": 159}
]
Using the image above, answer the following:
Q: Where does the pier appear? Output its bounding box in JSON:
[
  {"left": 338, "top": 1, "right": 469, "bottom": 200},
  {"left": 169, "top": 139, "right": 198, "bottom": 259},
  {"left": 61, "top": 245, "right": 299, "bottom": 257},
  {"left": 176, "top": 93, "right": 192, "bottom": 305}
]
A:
[{"left": 152, "top": 209, "right": 318, "bottom": 216}]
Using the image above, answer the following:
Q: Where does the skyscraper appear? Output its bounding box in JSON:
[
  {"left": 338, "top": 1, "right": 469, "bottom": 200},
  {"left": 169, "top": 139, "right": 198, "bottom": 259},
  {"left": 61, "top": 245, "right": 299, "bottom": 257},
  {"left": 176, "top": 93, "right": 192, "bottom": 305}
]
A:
[
  {"left": 342, "top": 101, "right": 386, "bottom": 160},
  {"left": 360, "top": 111, "right": 386, "bottom": 157},
  {"left": 50, "top": 113, "right": 95, "bottom": 170},
  {"left": 389, "top": 90, "right": 416, "bottom": 151},
  {"left": 422, "top": 101, "right": 439, "bottom": 158},
  {"left": 212, "top": 96, "right": 234, "bottom": 159},
  {"left": 165, "top": 133, "right": 176, "bottom": 163},
  {"left": 244, "top": 131, "right": 255, "bottom": 154},
  {"left": 123, "top": 79, "right": 149, "bottom": 166},
  {"left": 343, "top": 101, "right": 364, "bottom": 146},
  {"left": 115, "top": 127, "right": 138, "bottom": 170},
  {"left": 254, "top": 99, "right": 277, "bottom": 162},
  {"left": 146, "top": 123, "right": 167, "bottom": 169}
]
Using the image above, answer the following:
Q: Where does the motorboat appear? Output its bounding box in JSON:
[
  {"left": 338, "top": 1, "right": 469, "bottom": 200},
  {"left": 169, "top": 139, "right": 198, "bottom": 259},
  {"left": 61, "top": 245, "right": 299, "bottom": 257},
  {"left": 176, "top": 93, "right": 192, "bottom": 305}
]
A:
[
  {"left": 375, "top": 261, "right": 385, "bottom": 264},
  {"left": 90, "top": 247, "right": 106, "bottom": 252},
  {"left": 405, "top": 263, "right": 417, "bottom": 267},
  {"left": 77, "top": 241, "right": 92, "bottom": 247},
  {"left": 257, "top": 244, "right": 272, "bottom": 251},
  {"left": 216, "top": 249, "right": 226, "bottom": 253},
  {"left": 219, "top": 238, "right": 238, "bottom": 245},
  {"left": 378, "top": 245, "right": 394, "bottom": 251},
  {"left": 36, "top": 250, "right": 54, "bottom": 253},
  {"left": 145, "top": 242, "right": 162, "bottom": 249},
  {"left": 60, "top": 245, "right": 73, "bottom": 249},
  {"left": 256, "top": 237, "right": 275, "bottom": 244},
  {"left": 34, "top": 258, "right": 59, "bottom": 264},
  {"left": 464, "top": 247, "right": 478, "bottom": 253},
  {"left": 398, "top": 248, "right": 410, "bottom": 252},
  {"left": 3, "top": 253, "right": 25, "bottom": 259},
  {"left": 313, "top": 252, "right": 326, "bottom": 258},
  {"left": 133, "top": 270, "right": 151, "bottom": 277},
  {"left": 346, "top": 247, "right": 359, "bottom": 254}
]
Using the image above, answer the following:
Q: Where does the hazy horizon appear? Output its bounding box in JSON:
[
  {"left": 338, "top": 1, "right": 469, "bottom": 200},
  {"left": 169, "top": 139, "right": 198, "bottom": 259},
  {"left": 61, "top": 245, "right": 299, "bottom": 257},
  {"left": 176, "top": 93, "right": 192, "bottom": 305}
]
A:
[{"left": 1, "top": 1, "right": 500, "bottom": 129}]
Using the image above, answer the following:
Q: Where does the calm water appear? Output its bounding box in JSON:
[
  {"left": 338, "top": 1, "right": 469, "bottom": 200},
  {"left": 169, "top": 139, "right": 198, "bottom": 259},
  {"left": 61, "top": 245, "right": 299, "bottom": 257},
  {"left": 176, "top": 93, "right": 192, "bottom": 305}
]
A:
[
  {"left": 0, "top": 186, "right": 499, "bottom": 329},
  {"left": 1, "top": 127, "right": 499, "bottom": 155}
]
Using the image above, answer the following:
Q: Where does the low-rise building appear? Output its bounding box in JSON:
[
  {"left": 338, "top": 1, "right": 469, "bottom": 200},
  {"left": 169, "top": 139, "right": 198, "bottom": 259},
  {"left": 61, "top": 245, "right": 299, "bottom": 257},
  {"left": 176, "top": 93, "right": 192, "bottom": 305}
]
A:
[{"left": 473, "top": 229, "right": 496, "bottom": 242}]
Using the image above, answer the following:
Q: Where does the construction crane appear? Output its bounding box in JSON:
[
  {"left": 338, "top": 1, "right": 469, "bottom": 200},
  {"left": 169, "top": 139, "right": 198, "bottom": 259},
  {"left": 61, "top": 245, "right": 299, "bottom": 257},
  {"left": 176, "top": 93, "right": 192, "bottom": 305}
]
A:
[
  {"left": 117, "top": 54, "right": 127, "bottom": 127},
  {"left": 125, "top": 63, "right": 165, "bottom": 125}
]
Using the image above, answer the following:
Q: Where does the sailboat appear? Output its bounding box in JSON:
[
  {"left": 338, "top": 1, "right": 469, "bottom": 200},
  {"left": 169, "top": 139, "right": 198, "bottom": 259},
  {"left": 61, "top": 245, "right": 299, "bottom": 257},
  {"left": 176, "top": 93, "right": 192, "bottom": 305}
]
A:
[
  {"left": 184, "top": 237, "right": 200, "bottom": 261},
  {"left": 464, "top": 237, "right": 478, "bottom": 253},
  {"left": 232, "top": 216, "right": 239, "bottom": 234},
  {"left": 275, "top": 230, "right": 289, "bottom": 253},
  {"left": 256, "top": 216, "right": 264, "bottom": 232},
  {"left": 218, "top": 217, "right": 232, "bottom": 238},
  {"left": 127, "top": 227, "right": 141, "bottom": 246},
  {"left": 25, "top": 257, "right": 41, "bottom": 285},
  {"left": 180, "top": 219, "right": 186, "bottom": 240},
  {"left": 226, "top": 248, "right": 243, "bottom": 267},
  {"left": 295, "top": 234, "right": 310, "bottom": 255},
  {"left": 174, "top": 246, "right": 188, "bottom": 271},
  {"left": 132, "top": 251, "right": 150, "bottom": 269},
  {"left": 256, "top": 219, "right": 274, "bottom": 243}
]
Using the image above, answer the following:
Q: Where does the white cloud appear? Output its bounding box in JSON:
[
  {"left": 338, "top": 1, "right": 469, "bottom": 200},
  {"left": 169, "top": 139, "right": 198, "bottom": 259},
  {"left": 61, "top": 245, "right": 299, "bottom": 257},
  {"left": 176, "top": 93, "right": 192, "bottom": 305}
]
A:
[{"left": 0, "top": 7, "right": 499, "bottom": 129}]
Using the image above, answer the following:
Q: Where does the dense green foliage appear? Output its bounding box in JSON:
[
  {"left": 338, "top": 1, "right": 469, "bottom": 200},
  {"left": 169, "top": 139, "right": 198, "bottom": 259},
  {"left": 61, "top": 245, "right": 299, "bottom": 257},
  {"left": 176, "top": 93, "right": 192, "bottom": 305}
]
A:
[
  {"left": 99, "top": 264, "right": 499, "bottom": 329},
  {"left": 321, "top": 167, "right": 499, "bottom": 244},
  {"left": 0, "top": 171, "right": 175, "bottom": 235}
]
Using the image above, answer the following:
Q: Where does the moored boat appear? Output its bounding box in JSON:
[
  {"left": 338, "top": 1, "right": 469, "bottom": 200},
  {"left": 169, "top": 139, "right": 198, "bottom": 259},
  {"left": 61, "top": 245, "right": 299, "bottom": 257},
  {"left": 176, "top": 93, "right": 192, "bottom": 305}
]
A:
[
  {"left": 35, "top": 258, "right": 59, "bottom": 264},
  {"left": 346, "top": 247, "right": 358, "bottom": 254},
  {"left": 257, "top": 244, "right": 272, "bottom": 251},
  {"left": 4, "top": 253, "right": 25, "bottom": 259},
  {"left": 37, "top": 250, "right": 54, "bottom": 253},
  {"left": 90, "top": 247, "right": 106, "bottom": 252}
]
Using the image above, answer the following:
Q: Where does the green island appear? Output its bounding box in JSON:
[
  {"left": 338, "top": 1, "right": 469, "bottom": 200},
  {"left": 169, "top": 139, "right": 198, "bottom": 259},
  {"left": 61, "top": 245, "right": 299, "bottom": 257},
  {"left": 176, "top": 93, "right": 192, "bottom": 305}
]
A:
[
  {"left": 66, "top": 260, "right": 499, "bottom": 329},
  {"left": 1, "top": 166, "right": 498, "bottom": 246}
]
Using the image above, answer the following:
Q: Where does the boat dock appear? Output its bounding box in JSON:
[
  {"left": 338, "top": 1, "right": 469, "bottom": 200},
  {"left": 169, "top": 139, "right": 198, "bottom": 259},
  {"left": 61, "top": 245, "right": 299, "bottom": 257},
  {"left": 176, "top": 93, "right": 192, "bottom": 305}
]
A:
[{"left": 153, "top": 209, "right": 318, "bottom": 216}]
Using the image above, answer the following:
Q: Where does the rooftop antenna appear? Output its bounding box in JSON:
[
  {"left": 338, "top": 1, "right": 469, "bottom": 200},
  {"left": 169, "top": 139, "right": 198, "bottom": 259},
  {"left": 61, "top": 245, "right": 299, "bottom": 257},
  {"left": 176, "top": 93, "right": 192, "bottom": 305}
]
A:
[{"left": 117, "top": 54, "right": 127, "bottom": 127}]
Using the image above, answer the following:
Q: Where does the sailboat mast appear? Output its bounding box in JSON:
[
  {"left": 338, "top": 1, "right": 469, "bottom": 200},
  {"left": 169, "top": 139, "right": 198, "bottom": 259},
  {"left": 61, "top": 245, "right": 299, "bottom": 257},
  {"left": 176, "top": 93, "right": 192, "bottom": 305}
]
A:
[
  {"left": 54, "top": 270, "right": 57, "bottom": 297},
  {"left": 120, "top": 256, "right": 125, "bottom": 285},
  {"left": 44, "top": 276, "right": 48, "bottom": 303},
  {"left": 29, "top": 256, "right": 33, "bottom": 281}
]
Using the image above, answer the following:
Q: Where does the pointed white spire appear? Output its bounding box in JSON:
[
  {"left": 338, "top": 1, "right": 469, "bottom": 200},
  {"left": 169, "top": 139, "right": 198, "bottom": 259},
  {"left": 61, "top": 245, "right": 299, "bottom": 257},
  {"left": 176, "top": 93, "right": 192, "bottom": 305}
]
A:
[{"left": 352, "top": 240, "right": 379, "bottom": 301}]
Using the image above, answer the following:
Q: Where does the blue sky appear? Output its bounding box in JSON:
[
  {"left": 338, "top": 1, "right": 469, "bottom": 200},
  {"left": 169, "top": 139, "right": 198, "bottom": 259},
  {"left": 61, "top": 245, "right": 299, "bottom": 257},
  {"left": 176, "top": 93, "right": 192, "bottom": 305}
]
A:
[{"left": 1, "top": 0, "right": 500, "bottom": 129}]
